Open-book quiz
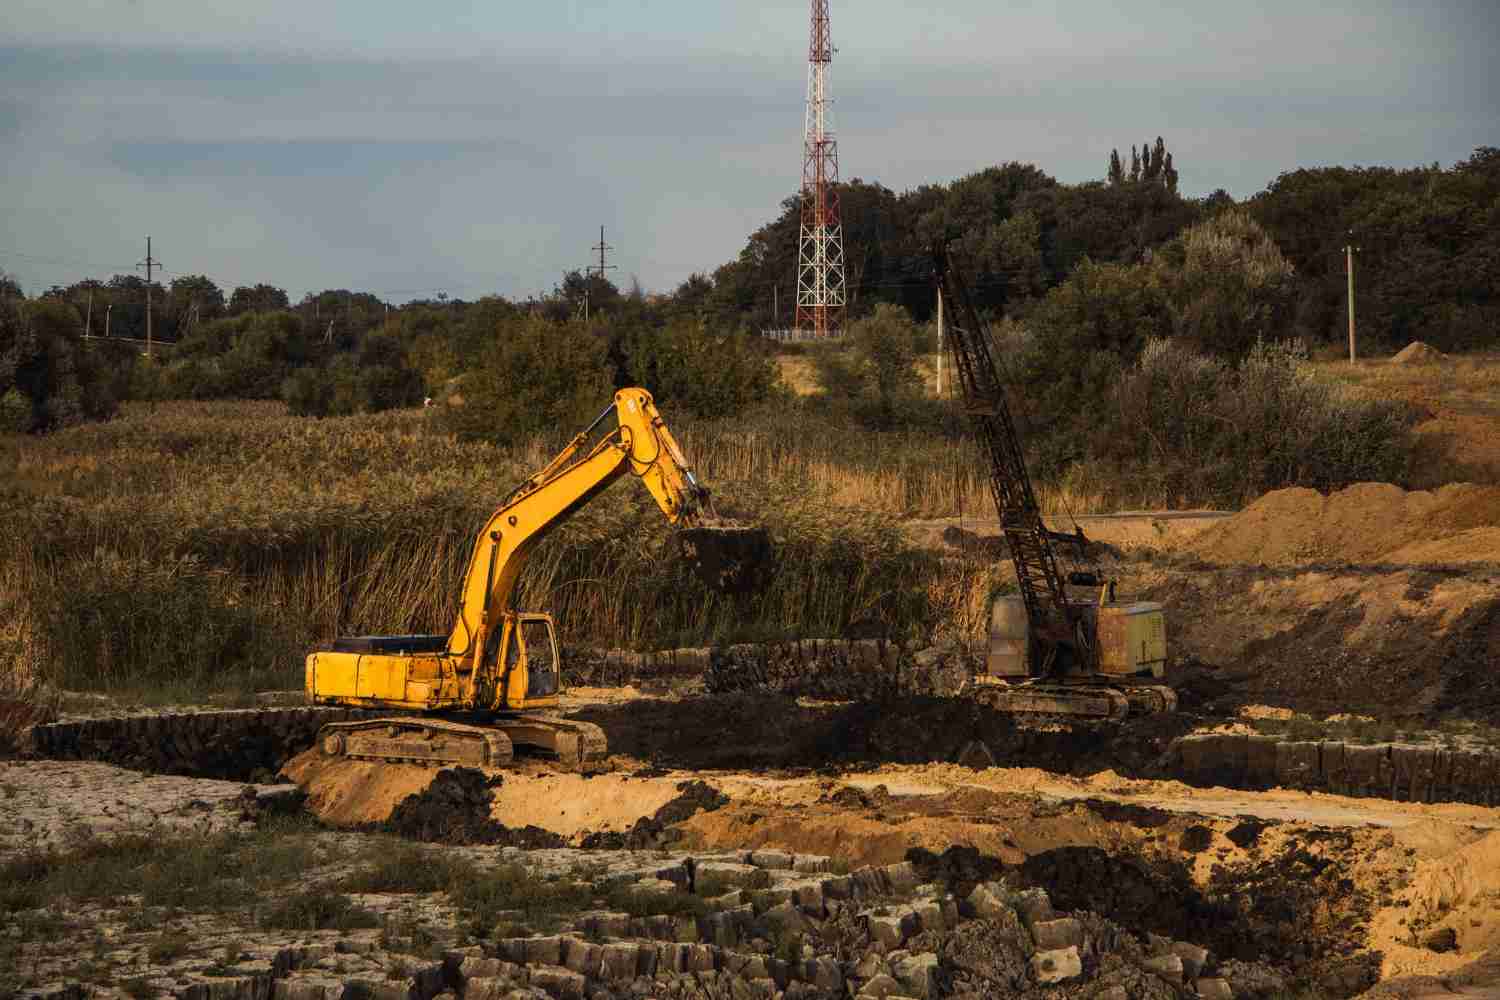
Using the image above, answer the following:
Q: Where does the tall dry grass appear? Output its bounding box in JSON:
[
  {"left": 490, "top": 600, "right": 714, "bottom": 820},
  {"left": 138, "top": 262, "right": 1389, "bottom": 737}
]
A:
[{"left": 2, "top": 400, "right": 992, "bottom": 699}]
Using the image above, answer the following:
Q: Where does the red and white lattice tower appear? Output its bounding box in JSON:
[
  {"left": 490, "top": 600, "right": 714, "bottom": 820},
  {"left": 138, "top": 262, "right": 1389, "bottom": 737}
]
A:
[{"left": 795, "top": 0, "right": 845, "bottom": 338}]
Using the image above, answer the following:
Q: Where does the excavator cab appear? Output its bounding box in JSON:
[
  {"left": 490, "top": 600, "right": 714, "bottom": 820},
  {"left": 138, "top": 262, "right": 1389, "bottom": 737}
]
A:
[{"left": 487, "top": 612, "right": 561, "bottom": 707}]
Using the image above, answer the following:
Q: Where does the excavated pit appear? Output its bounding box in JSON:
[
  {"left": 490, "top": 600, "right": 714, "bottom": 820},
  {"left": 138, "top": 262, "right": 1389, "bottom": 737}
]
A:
[{"left": 22, "top": 689, "right": 1500, "bottom": 805}]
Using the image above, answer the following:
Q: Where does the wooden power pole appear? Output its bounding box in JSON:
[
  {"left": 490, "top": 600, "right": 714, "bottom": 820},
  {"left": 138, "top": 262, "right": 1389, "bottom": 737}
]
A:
[
  {"left": 1344, "top": 238, "right": 1358, "bottom": 364},
  {"left": 139, "top": 236, "right": 161, "bottom": 357},
  {"left": 936, "top": 287, "right": 944, "bottom": 396}
]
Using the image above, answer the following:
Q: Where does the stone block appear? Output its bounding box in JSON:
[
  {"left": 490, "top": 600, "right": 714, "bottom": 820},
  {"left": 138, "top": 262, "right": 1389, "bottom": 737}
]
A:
[
  {"left": 864, "top": 912, "right": 906, "bottom": 950},
  {"left": 790, "top": 881, "right": 825, "bottom": 916},
  {"left": 634, "top": 941, "right": 658, "bottom": 977},
  {"left": 657, "top": 943, "right": 689, "bottom": 974},
  {"left": 807, "top": 956, "right": 842, "bottom": 992},
  {"left": 1195, "top": 978, "right": 1233, "bottom": 999},
  {"left": 560, "top": 939, "right": 601, "bottom": 978},
  {"left": 1030, "top": 946, "right": 1081, "bottom": 984},
  {"left": 1244, "top": 735, "right": 1280, "bottom": 789},
  {"left": 686, "top": 944, "right": 717, "bottom": 973},
  {"left": 892, "top": 952, "right": 938, "bottom": 999},
  {"left": 821, "top": 876, "right": 853, "bottom": 900},
  {"left": 673, "top": 913, "right": 700, "bottom": 943},
  {"left": 461, "top": 978, "right": 521, "bottom": 1000},
  {"left": 966, "top": 882, "right": 1010, "bottom": 921},
  {"left": 1394, "top": 746, "right": 1437, "bottom": 803},
  {"left": 1030, "top": 917, "right": 1082, "bottom": 951},
  {"left": 850, "top": 866, "right": 886, "bottom": 900},
  {"left": 456, "top": 955, "right": 507, "bottom": 981},
  {"left": 764, "top": 900, "right": 809, "bottom": 934},
  {"left": 793, "top": 854, "right": 831, "bottom": 874},
  {"left": 882, "top": 862, "right": 919, "bottom": 895},
  {"left": 525, "top": 936, "right": 564, "bottom": 967},
  {"left": 1341, "top": 743, "right": 1384, "bottom": 797},
  {"left": 1013, "top": 889, "right": 1055, "bottom": 930},
  {"left": 912, "top": 900, "right": 944, "bottom": 933},
  {"left": 528, "top": 967, "right": 585, "bottom": 1000},
  {"left": 1321, "top": 741, "right": 1349, "bottom": 794},
  {"left": 858, "top": 973, "right": 904, "bottom": 998},
  {"left": 493, "top": 938, "right": 529, "bottom": 963},
  {"left": 748, "top": 850, "right": 794, "bottom": 870},
  {"left": 1143, "top": 953, "right": 1184, "bottom": 984},
  {"left": 1171, "top": 941, "right": 1209, "bottom": 981},
  {"left": 1274, "top": 741, "right": 1322, "bottom": 790}
]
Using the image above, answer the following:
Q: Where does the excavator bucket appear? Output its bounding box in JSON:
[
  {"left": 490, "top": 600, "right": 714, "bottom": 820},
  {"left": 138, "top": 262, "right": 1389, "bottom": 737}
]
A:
[{"left": 678, "top": 524, "right": 776, "bottom": 594}]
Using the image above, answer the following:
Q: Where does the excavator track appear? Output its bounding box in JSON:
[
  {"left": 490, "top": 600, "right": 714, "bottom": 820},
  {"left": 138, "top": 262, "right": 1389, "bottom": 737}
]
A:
[
  {"left": 316, "top": 715, "right": 607, "bottom": 769},
  {"left": 970, "top": 679, "right": 1178, "bottom": 722}
]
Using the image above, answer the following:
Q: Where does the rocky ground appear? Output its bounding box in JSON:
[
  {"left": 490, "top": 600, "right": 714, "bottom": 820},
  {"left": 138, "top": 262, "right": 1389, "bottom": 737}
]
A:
[{"left": 7, "top": 485, "right": 1500, "bottom": 998}]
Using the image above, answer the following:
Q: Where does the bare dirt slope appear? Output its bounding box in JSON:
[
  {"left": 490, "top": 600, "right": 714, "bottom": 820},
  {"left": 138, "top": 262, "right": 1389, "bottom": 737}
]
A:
[
  {"left": 1125, "top": 482, "right": 1500, "bottom": 722},
  {"left": 1191, "top": 482, "right": 1500, "bottom": 566}
]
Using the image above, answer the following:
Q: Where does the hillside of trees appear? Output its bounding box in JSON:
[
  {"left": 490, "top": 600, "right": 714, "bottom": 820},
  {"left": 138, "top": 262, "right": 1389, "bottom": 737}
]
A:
[{"left": 2, "top": 142, "right": 1495, "bottom": 438}]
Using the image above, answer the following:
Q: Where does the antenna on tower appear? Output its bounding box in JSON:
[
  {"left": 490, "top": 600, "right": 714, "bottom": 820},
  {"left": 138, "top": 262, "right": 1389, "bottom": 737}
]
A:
[{"left": 795, "top": 0, "right": 846, "bottom": 339}]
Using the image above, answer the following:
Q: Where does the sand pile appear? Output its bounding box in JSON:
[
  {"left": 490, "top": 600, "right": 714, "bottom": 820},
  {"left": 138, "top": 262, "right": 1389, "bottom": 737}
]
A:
[
  {"left": 1194, "top": 482, "right": 1500, "bottom": 565},
  {"left": 1390, "top": 341, "right": 1448, "bottom": 365}
]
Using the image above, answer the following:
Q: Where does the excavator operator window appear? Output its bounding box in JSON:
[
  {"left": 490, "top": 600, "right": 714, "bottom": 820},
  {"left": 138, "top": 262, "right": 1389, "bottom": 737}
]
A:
[{"left": 521, "top": 619, "right": 558, "bottom": 697}]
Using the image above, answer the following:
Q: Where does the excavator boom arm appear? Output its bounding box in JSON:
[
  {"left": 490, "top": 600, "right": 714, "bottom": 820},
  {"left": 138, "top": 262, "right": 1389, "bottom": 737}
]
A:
[{"left": 445, "top": 388, "right": 705, "bottom": 665}]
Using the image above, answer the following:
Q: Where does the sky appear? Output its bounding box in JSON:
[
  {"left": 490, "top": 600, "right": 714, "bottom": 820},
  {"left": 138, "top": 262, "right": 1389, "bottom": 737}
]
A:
[{"left": 2, "top": 1, "right": 1496, "bottom": 303}]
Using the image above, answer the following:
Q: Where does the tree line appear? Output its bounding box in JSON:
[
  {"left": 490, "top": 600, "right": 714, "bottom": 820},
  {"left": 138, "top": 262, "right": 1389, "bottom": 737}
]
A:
[{"left": 2, "top": 142, "right": 1495, "bottom": 436}]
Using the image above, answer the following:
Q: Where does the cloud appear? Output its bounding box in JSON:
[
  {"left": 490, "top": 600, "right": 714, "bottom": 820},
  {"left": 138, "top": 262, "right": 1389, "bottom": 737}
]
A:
[{"left": 1, "top": 0, "right": 1495, "bottom": 301}]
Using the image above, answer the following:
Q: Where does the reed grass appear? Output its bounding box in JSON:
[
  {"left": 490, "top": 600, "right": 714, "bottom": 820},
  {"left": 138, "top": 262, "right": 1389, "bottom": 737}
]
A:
[{"left": 2, "top": 399, "right": 1002, "bottom": 698}]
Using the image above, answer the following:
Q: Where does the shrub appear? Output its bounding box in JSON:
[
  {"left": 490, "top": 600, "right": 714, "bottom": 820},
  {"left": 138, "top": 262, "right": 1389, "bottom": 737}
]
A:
[
  {"left": 1157, "top": 209, "right": 1297, "bottom": 358},
  {"left": 1100, "top": 338, "right": 1417, "bottom": 504},
  {"left": 440, "top": 314, "right": 614, "bottom": 444},
  {"left": 0, "top": 297, "right": 119, "bottom": 432},
  {"left": 282, "top": 366, "right": 333, "bottom": 417},
  {"left": 812, "top": 304, "right": 928, "bottom": 429},
  {"left": 621, "top": 320, "right": 779, "bottom": 419}
]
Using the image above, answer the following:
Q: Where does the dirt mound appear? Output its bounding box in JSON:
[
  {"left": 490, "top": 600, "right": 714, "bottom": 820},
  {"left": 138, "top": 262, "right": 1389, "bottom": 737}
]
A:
[
  {"left": 1193, "top": 482, "right": 1500, "bottom": 566},
  {"left": 1145, "top": 562, "right": 1500, "bottom": 722},
  {"left": 579, "top": 779, "right": 728, "bottom": 850},
  {"left": 1391, "top": 342, "right": 1448, "bottom": 365},
  {"left": 384, "top": 767, "right": 566, "bottom": 847}
]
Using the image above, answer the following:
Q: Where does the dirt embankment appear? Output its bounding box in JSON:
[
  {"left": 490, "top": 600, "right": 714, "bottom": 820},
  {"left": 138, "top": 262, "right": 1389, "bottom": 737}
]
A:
[{"left": 1191, "top": 482, "right": 1500, "bottom": 567}]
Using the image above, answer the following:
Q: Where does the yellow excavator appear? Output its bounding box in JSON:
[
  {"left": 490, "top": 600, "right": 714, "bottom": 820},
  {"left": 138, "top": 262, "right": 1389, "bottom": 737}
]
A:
[{"left": 305, "top": 387, "right": 761, "bottom": 768}]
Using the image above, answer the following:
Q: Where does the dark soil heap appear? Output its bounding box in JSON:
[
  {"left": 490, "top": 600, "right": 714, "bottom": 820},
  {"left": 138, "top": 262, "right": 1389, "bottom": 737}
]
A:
[{"left": 384, "top": 767, "right": 565, "bottom": 847}]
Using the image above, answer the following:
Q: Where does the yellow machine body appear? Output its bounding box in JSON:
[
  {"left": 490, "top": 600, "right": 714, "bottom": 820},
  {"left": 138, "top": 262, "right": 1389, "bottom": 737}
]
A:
[
  {"left": 305, "top": 613, "right": 563, "bottom": 714},
  {"left": 303, "top": 388, "right": 707, "bottom": 766},
  {"left": 1095, "top": 602, "right": 1167, "bottom": 678}
]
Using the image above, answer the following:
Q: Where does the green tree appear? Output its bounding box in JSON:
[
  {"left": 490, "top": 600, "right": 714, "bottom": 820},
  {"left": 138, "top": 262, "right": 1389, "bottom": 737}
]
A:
[
  {"left": 0, "top": 297, "right": 118, "bottom": 432},
  {"left": 228, "top": 283, "right": 290, "bottom": 315},
  {"left": 440, "top": 314, "right": 614, "bottom": 444},
  {"left": 1107, "top": 149, "right": 1125, "bottom": 186},
  {"left": 621, "top": 320, "right": 779, "bottom": 419},
  {"left": 1153, "top": 210, "right": 1296, "bottom": 357}
]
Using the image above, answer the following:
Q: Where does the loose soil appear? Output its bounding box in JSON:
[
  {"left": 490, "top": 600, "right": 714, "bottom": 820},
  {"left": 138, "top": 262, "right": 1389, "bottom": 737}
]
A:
[{"left": 1191, "top": 482, "right": 1500, "bottom": 567}]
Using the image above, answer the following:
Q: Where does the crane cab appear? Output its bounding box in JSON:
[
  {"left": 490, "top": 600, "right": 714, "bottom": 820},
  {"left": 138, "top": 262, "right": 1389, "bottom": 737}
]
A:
[{"left": 986, "top": 596, "right": 1167, "bottom": 680}]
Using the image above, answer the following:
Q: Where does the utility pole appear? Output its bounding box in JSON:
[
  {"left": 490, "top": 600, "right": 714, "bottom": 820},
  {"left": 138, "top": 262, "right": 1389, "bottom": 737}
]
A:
[
  {"left": 138, "top": 236, "right": 161, "bottom": 357},
  {"left": 1344, "top": 236, "right": 1359, "bottom": 364},
  {"left": 590, "top": 226, "right": 615, "bottom": 282},
  {"left": 936, "top": 287, "right": 944, "bottom": 396},
  {"left": 85, "top": 290, "right": 93, "bottom": 338},
  {"left": 105, "top": 304, "right": 112, "bottom": 339}
]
